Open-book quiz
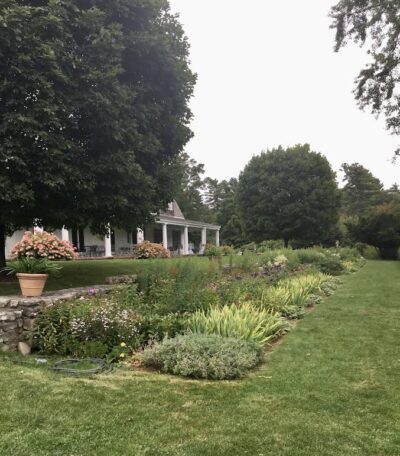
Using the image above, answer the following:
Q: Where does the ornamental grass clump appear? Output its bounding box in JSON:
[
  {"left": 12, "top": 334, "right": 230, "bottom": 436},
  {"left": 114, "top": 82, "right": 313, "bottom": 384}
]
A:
[
  {"left": 11, "top": 231, "right": 77, "bottom": 260},
  {"left": 190, "top": 302, "right": 289, "bottom": 348},
  {"left": 260, "top": 286, "right": 291, "bottom": 312},
  {"left": 259, "top": 272, "right": 334, "bottom": 317},
  {"left": 4, "top": 257, "right": 62, "bottom": 276},
  {"left": 142, "top": 333, "right": 262, "bottom": 380}
]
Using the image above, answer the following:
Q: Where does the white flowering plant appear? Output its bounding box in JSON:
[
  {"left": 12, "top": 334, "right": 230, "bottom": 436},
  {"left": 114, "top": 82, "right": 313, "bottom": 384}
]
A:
[{"left": 34, "top": 292, "right": 144, "bottom": 357}]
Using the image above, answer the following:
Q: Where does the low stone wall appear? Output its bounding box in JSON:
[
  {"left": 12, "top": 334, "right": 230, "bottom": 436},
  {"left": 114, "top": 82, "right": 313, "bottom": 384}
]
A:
[{"left": 0, "top": 285, "right": 112, "bottom": 353}]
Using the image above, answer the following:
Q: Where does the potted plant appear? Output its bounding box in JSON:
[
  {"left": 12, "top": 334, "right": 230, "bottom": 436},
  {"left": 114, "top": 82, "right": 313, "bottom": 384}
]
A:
[
  {"left": 4, "top": 257, "right": 61, "bottom": 297},
  {"left": 3, "top": 231, "right": 78, "bottom": 297}
]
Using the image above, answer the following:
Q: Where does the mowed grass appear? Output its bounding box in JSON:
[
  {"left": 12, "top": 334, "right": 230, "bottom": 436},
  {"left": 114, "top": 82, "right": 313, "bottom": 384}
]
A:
[
  {"left": 0, "top": 260, "right": 399, "bottom": 456},
  {"left": 0, "top": 257, "right": 212, "bottom": 295}
]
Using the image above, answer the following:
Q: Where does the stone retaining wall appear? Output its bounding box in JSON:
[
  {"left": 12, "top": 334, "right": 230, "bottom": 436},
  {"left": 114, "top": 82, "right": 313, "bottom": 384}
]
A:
[{"left": 0, "top": 285, "right": 112, "bottom": 353}]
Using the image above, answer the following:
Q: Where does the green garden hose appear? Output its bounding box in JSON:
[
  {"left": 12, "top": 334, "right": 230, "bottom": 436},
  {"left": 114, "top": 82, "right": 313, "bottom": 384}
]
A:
[
  {"left": 7, "top": 357, "right": 113, "bottom": 376},
  {"left": 48, "top": 358, "right": 113, "bottom": 376}
]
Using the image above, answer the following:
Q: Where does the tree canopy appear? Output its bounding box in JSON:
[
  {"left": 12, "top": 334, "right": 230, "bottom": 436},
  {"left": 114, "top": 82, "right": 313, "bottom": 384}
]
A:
[
  {"left": 205, "top": 178, "right": 247, "bottom": 246},
  {"left": 348, "top": 201, "right": 400, "bottom": 260},
  {"left": 0, "top": 0, "right": 195, "bottom": 265},
  {"left": 341, "top": 162, "right": 384, "bottom": 217},
  {"left": 237, "top": 145, "right": 341, "bottom": 247},
  {"left": 174, "top": 153, "right": 214, "bottom": 223},
  {"left": 331, "top": 0, "right": 400, "bottom": 155}
]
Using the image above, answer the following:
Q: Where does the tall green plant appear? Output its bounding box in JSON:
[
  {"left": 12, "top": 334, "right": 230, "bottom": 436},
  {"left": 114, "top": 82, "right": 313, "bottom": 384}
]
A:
[{"left": 190, "top": 303, "right": 289, "bottom": 348}]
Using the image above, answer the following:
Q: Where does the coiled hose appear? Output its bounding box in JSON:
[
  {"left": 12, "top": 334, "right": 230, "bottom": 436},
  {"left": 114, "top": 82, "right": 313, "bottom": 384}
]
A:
[
  {"left": 8, "top": 357, "right": 113, "bottom": 376},
  {"left": 48, "top": 358, "right": 113, "bottom": 376}
]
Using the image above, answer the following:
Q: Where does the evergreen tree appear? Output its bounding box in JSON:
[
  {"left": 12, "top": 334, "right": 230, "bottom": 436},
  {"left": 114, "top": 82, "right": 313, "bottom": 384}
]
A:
[{"left": 341, "top": 163, "right": 384, "bottom": 217}]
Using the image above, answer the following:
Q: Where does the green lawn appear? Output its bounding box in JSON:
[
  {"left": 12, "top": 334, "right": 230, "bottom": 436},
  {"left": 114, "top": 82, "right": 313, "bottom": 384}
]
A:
[
  {"left": 0, "top": 257, "right": 211, "bottom": 296},
  {"left": 1, "top": 260, "right": 399, "bottom": 455}
]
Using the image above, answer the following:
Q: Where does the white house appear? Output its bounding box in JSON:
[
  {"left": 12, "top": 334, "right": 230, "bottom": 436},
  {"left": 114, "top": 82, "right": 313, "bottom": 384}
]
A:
[{"left": 5, "top": 201, "right": 220, "bottom": 258}]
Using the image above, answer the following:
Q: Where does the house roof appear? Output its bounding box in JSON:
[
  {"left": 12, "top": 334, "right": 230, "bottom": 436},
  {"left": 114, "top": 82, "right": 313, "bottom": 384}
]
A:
[{"left": 157, "top": 200, "right": 220, "bottom": 230}]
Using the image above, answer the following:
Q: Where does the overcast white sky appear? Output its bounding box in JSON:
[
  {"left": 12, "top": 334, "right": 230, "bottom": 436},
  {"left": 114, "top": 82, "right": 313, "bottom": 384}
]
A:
[{"left": 169, "top": 0, "right": 399, "bottom": 188}]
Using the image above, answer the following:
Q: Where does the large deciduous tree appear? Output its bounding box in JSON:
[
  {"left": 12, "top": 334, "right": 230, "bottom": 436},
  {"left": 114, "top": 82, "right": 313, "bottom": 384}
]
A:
[
  {"left": 331, "top": 0, "right": 400, "bottom": 156},
  {"left": 237, "top": 145, "right": 341, "bottom": 247},
  {"left": 0, "top": 0, "right": 195, "bottom": 267}
]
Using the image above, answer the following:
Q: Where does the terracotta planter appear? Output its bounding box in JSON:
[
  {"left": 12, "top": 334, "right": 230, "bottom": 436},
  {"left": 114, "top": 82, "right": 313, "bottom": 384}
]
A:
[{"left": 16, "top": 273, "right": 49, "bottom": 297}]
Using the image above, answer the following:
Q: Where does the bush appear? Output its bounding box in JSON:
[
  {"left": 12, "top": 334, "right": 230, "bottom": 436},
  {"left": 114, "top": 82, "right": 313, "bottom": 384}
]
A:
[
  {"left": 240, "top": 242, "right": 257, "bottom": 252},
  {"left": 204, "top": 244, "right": 223, "bottom": 257},
  {"left": 11, "top": 231, "right": 77, "bottom": 260},
  {"left": 130, "top": 262, "right": 220, "bottom": 315},
  {"left": 190, "top": 302, "right": 289, "bottom": 348},
  {"left": 354, "top": 243, "right": 379, "bottom": 259},
  {"left": 34, "top": 293, "right": 143, "bottom": 356},
  {"left": 142, "top": 333, "right": 261, "bottom": 380},
  {"left": 140, "top": 313, "right": 190, "bottom": 342},
  {"left": 132, "top": 241, "right": 170, "bottom": 259},
  {"left": 233, "top": 251, "right": 260, "bottom": 273},
  {"left": 257, "top": 240, "right": 285, "bottom": 252},
  {"left": 296, "top": 249, "right": 326, "bottom": 265},
  {"left": 316, "top": 255, "right": 344, "bottom": 275},
  {"left": 221, "top": 245, "right": 235, "bottom": 256}
]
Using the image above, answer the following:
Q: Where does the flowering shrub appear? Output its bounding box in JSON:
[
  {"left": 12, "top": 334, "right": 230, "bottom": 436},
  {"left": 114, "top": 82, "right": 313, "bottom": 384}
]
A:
[
  {"left": 34, "top": 293, "right": 143, "bottom": 357},
  {"left": 132, "top": 241, "right": 170, "bottom": 259},
  {"left": 69, "top": 300, "right": 142, "bottom": 350},
  {"left": 11, "top": 231, "right": 78, "bottom": 261},
  {"left": 274, "top": 254, "right": 288, "bottom": 267}
]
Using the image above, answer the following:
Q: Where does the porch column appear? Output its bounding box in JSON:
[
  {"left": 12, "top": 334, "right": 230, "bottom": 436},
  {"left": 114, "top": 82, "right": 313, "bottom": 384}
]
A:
[
  {"left": 183, "top": 225, "right": 189, "bottom": 255},
  {"left": 215, "top": 229, "right": 220, "bottom": 247},
  {"left": 137, "top": 228, "right": 144, "bottom": 244},
  {"left": 104, "top": 227, "right": 112, "bottom": 257},
  {"left": 162, "top": 223, "right": 168, "bottom": 249},
  {"left": 61, "top": 227, "right": 69, "bottom": 242},
  {"left": 200, "top": 227, "right": 207, "bottom": 254}
]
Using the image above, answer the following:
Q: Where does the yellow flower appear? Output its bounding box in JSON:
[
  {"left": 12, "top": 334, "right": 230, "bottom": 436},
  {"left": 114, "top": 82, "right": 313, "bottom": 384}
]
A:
[
  {"left": 120, "top": 342, "right": 126, "bottom": 347},
  {"left": 119, "top": 353, "right": 125, "bottom": 358}
]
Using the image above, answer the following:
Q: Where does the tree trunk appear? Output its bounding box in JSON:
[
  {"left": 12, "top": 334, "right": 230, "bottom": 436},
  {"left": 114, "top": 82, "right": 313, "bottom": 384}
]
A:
[
  {"left": 284, "top": 238, "right": 289, "bottom": 248},
  {"left": 0, "top": 224, "right": 6, "bottom": 270}
]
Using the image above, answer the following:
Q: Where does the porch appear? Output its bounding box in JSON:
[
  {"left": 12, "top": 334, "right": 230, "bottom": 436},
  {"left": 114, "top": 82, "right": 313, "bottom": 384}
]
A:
[{"left": 55, "top": 220, "right": 220, "bottom": 258}]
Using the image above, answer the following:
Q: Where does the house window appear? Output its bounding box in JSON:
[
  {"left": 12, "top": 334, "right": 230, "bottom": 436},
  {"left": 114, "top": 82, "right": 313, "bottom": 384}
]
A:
[{"left": 127, "top": 231, "right": 138, "bottom": 244}]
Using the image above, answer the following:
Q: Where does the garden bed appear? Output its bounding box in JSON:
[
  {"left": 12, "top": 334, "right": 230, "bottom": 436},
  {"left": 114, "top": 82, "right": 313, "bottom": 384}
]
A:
[
  {"left": 1, "top": 260, "right": 398, "bottom": 456},
  {"left": 29, "top": 247, "right": 365, "bottom": 378}
]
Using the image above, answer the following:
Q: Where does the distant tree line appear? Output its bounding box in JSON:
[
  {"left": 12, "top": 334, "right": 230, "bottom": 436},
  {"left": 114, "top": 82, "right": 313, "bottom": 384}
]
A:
[{"left": 176, "top": 145, "right": 400, "bottom": 259}]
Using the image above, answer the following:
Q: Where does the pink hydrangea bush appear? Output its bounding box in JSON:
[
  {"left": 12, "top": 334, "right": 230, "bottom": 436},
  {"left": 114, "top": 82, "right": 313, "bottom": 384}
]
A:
[
  {"left": 132, "top": 241, "right": 171, "bottom": 259},
  {"left": 11, "top": 231, "right": 78, "bottom": 261}
]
